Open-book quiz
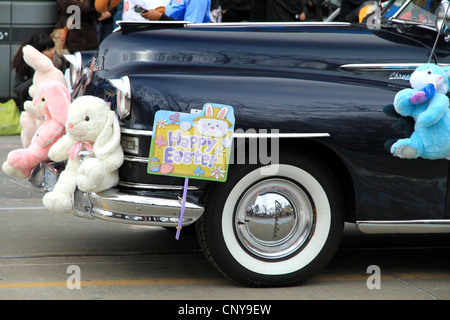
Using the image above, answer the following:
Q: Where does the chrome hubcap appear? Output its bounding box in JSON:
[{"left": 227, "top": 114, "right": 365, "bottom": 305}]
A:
[{"left": 234, "top": 178, "right": 315, "bottom": 260}]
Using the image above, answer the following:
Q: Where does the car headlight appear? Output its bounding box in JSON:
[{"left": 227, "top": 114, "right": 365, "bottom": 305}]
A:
[
  {"left": 63, "top": 51, "right": 82, "bottom": 89},
  {"left": 108, "top": 76, "right": 131, "bottom": 120}
]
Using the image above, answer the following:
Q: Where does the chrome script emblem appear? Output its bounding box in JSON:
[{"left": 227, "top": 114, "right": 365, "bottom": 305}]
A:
[{"left": 389, "top": 72, "right": 410, "bottom": 81}]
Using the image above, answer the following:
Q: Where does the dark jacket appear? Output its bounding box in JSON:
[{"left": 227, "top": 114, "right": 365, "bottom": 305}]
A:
[
  {"left": 266, "top": 0, "right": 308, "bottom": 21},
  {"left": 55, "top": 0, "right": 99, "bottom": 53},
  {"left": 12, "top": 67, "right": 33, "bottom": 112},
  {"left": 220, "top": 0, "right": 252, "bottom": 11}
]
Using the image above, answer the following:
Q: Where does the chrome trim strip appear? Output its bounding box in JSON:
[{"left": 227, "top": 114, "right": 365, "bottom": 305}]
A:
[
  {"left": 72, "top": 188, "right": 204, "bottom": 227},
  {"left": 341, "top": 63, "right": 423, "bottom": 70},
  {"left": 356, "top": 220, "right": 450, "bottom": 234},
  {"left": 341, "top": 63, "right": 450, "bottom": 71},
  {"left": 117, "top": 20, "right": 351, "bottom": 28},
  {"left": 117, "top": 20, "right": 188, "bottom": 27},
  {"left": 233, "top": 132, "right": 330, "bottom": 138},
  {"left": 118, "top": 180, "right": 198, "bottom": 191},
  {"left": 121, "top": 128, "right": 153, "bottom": 136},
  {"left": 190, "top": 22, "right": 351, "bottom": 28},
  {"left": 121, "top": 128, "right": 330, "bottom": 139},
  {"left": 192, "top": 21, "right": 350, "bottom": 28},
  {"left": 123, "top": 155, "right": 149, "bottom": 163}
]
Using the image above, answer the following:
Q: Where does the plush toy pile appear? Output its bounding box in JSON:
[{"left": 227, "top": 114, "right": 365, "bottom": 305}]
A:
[
  {"left": 21, "top": 45, "right": 68, "bottom": 148},
  {"left": 2, "top": 45, "right": 70, "bottom": 178},
  {"left": 2, "top": 45, "right": 123, "bottom": 215},
  {"left": 2, "top": 80, "right": 70, "bottom": 178},
  {"left": 42, "top": 96, "right": 124, "bottom": 214},
  {"left": 390, "top": 63, "right": 450, "bottom": 160}
]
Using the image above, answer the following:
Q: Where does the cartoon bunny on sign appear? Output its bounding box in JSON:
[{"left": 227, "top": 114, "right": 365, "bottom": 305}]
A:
[
  {"left": 194, "top": 103, "right": 233, "bottom": 147},
  {"left": 148, "top": 103, "right": 235, "bottom": 182}
]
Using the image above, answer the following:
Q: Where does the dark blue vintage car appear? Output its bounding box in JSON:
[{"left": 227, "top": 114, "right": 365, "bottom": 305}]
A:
[{"left": 55, "top": 0, "right": 450, "bottom": 286}]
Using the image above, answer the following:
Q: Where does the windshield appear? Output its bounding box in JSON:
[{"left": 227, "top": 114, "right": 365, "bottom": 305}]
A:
[{"left": 383, "top": 0, "right": 437, "bottom": 25}]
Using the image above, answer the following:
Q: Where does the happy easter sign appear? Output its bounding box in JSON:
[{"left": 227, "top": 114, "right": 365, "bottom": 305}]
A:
[{"left": 147, "top": 103, "right": 235, "bottom": 182}]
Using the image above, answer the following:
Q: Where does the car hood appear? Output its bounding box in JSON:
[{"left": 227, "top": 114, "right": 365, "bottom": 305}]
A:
[{"left": 94, "top": 22, "right": 437, "bottom": 80}]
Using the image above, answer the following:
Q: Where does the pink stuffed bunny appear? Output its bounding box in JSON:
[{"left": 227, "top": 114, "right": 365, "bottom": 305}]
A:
[
  {"left": 2, "top": 80, "right": 70, "bottom": 178},
  {"left": 20, "top": 45, "right": 68, "bottom": 148}
]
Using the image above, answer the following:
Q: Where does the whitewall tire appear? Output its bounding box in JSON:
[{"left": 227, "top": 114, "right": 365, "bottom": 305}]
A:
[{"left": 196, "top": 152, "right": 345, "bottom": 287}]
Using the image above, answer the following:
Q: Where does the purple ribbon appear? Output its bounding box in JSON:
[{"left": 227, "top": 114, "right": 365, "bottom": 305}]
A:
[{"left": 176, "top": 178, "right": 189, "bottom": 240}]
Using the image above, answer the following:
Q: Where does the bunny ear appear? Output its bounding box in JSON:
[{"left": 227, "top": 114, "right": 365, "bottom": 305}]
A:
[
  {"left": 42, "top": 81, "right": 70, "bottom": 124},
  {"left": 217, "top": 106, "right": 229, "bottom": 119},
  {"left": 22, "top": 45, "right": 54, "bottom": 73},
  {"left": 94, "top": 110, "right": 121, "bottom": 159},
  {"left": 205, "top": 104, "right": 214, "bottom": 117}
]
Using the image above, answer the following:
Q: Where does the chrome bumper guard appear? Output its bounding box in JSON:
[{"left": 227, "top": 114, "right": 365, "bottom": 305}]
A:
[
  {"left": 29, "top": 162, "right": 64, "bottom": 193},
  {"left": 72, "top": 188, "right": 205, "bottom": 227}
]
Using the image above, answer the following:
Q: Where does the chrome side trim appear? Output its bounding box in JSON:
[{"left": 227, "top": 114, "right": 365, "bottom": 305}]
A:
[
  {"left": 356, "top": 220, "right": 450, "bottom": 234},
  {"left": 117, "top": 180, "right": 198, "bottom": 191},
  {"left": 121, "top": 128, "right": 330, "bottom": 139},
  {"left": 121, "top": 128, "right": 153, "bottom": 136},
  {"left": 341, "top": 63, "right": 423, "bottom": 70},
  {"left": 341, "top": 63, "right": 450, "bottom": 71},
  {"left": 123, "top": 155, "right": 149, "bottom": 163},
  {"left": 191, "top": 22, "right": 351, "bottom": 28},
  {"left": 72, "top": 188, "right": 204, "bottom": 227},
  {"left": 117, "top": 21, "right": 351, "bottom": 29},
  {"left": 233, "top": 132, "right": 330, "bottom": 138}
]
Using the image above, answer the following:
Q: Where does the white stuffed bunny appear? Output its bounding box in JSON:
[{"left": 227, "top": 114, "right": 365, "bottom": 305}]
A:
[
  {"left": 21, "top": 45, "right": 68, "bottom": 148},
  {"left": 43, "top": 96, "right": 124, "bottom": 214}
]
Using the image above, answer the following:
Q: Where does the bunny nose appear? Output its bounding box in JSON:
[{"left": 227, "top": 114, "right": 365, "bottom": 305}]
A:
[{"left": 69, "top": 123, "right": 74, "bottom": 129}]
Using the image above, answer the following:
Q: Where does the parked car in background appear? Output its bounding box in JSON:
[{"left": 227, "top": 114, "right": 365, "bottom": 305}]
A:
[{"left": 47, "top": 0, "right": 450, "bottom": 286}]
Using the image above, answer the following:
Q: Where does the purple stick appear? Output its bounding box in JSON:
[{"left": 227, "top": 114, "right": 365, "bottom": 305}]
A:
[{"left": 176, "top": 178, "right": 189, "bottom": 240}]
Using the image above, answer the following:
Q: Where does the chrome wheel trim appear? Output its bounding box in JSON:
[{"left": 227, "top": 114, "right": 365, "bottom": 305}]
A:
[
  {"left": 234, "top": 179, "right": 314, "bottom": 260},
  {"left": 221, "top": 164, "right": 331, "bottom": 275}
]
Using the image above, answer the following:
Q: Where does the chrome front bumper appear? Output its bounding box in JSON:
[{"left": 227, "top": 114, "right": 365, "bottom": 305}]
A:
[
  {"left": 73, "top": 188, "right": 205, "bottom": 227},
  {"left": 29, "top": 162, "right": 205, "bottom": 227}
]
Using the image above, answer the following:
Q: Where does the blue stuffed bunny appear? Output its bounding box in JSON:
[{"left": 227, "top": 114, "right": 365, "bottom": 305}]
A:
[{"left": 391, "top": 63, "right": 450, "bottom": 160}]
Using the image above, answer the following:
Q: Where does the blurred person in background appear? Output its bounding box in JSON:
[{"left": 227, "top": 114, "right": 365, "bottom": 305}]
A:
[
  {"left": 122, "top": 0, "right": 167, "bottom": 21},
  {"left": 141, "top": 0, "right": 211, "bottom": 23},
  {"left": 266, "top": 0, "right": 308, "bottom": 21},
  {"left": 56, "top": 0, "right": 100, "bottom": 53},
  {"left": 220, "top": 0, "right": 252, "bottom": 22},
  {"left": 12, "top": 33, "right": 64, "bottom": 111}
]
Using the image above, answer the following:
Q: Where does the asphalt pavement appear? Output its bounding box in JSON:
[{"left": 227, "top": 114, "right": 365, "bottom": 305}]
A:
[
  {"left": 1, "top": 134, "right": 450, "bottom": 301},
  {"left": 0, "top": 135, "right": 36, "bottom": 200}
]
